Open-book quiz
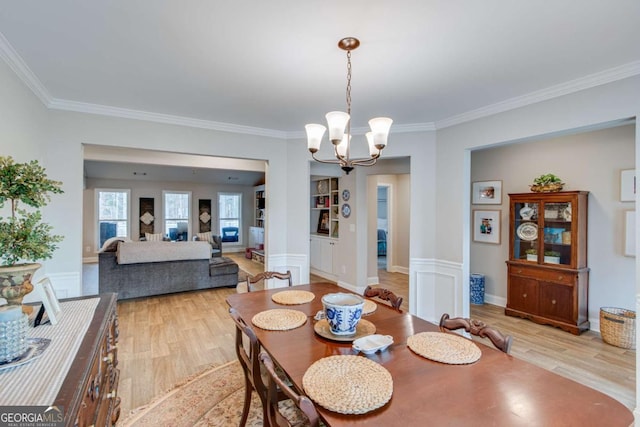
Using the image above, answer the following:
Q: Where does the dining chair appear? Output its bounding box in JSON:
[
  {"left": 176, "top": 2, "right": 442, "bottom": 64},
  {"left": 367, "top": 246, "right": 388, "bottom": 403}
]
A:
[
  {"left": 363, "top": 285, "right": 403, "bottom": 311},
  {"left": 260, "top": 352, "right": 321, "bottom": 427},
  {"left": 229, "top": 307, "right": 273, "bottom": 426},
  {"left": 439, "top": 313, "right": 513, "bottom": 354},
  {"left": 246, "top": 270, "right": 293, "bottom": 292}
]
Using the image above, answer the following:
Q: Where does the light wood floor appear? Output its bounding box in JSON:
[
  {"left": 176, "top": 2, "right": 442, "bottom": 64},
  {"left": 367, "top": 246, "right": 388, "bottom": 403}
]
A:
[{"left": 113, "top": 254, "right": 635, "bottom": 418}]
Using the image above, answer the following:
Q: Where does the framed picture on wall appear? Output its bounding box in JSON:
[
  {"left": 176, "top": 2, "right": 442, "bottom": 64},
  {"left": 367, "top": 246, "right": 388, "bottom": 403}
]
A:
[
  {"left": 473, "top": 210, "right": 501, "bottom": 244},
  {"left": 472, "top": 180, "right": 502, "bottom": 205},
  {"left": 620, "top": 169, "right": 636, "bottom": 202}
]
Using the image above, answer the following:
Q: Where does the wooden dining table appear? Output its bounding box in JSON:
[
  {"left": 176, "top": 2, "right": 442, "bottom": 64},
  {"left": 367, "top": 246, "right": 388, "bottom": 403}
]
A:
[{"left": 226, "top": 283, "right": 634, "bottom": 426}]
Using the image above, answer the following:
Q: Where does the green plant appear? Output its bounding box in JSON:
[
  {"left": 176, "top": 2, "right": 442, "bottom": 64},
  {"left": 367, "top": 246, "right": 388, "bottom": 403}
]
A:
[
  {"left": 544, "top": 250, "right": 561, "bottom": 257},
  {"left": 0, "top": 156, "right": 64, "bottom": 266},
  {"left": 533, "top": 173, "right": 563, "bottom": 186},
  {"left": 525, "top": 248, "right": 537, "bottom": 255}
]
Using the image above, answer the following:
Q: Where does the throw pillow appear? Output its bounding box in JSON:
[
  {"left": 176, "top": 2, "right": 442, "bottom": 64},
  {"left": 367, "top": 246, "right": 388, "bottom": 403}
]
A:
[
  {"left": 197, "top": 231, "right": 212, "bottom": 244},
  {"left": 145, "top": 233, "right": 164, "bottom": 242}
]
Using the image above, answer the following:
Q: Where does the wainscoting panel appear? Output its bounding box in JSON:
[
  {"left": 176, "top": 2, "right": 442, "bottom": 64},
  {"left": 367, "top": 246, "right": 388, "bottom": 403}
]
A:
[
  {"left": 267, "top": 253, "right": 307, "bottom": 288},
  {"left": 410, "top": 258, "right": 463, "bottom": 323}
]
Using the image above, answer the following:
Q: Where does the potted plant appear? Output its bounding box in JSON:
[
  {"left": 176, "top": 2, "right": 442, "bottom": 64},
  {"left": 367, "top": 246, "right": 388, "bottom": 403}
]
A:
[
  {"left": 524, "top": 248, "right": 537, "bottom": 262},
  {"left": 530, "top": 173, "right": 564, "bottom": 193},
  {"left": 0, "top": 156, "right": 64, "bottom": 313},
  {"left": 544, "top": 250, "right": 561, "bottom": 264}
]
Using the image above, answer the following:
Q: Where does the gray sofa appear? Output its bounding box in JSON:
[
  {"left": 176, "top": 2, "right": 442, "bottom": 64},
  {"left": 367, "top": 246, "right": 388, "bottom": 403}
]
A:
[{"left": 98, "top": 241, "right": 239, "bottom": 300}]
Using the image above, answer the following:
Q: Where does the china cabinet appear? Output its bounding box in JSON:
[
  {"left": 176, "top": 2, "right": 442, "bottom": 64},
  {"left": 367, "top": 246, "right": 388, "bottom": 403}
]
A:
[{"left": 505, "top": 191, "right": 589, "bottom": 334}]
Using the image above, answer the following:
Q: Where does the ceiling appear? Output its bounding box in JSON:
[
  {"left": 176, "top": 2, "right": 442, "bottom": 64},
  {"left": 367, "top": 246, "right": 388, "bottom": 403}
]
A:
[
  {"left": 2, "top": 2, "right": 640, "bottom": 184},
  {"left": 1, "top": 1, "right": 639, "bottom": 137}
]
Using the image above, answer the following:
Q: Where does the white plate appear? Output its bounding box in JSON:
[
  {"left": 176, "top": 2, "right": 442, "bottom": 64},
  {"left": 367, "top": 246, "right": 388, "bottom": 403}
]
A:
[
  {"left": 516, "top": 222, "right": 538, "bottom": 241},
  {"left": 352, "top": 334, "right": 394, "bottom": 355}
]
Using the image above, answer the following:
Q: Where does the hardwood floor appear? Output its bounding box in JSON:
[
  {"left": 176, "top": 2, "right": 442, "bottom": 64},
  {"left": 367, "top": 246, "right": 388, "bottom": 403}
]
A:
[{"left": 113, "top": 254, "right": 635, "bottom": 418}]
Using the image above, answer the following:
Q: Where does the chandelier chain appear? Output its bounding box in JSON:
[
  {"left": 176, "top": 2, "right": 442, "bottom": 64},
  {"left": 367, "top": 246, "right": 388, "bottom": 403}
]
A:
[{"left": 346, "top": 50, "right": 352, "bottom": 116}]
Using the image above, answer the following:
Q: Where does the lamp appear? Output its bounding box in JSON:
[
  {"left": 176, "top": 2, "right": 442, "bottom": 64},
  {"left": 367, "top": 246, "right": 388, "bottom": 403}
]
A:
[{"left": 305, "top": 37, "right": 392, "bottom": 174}]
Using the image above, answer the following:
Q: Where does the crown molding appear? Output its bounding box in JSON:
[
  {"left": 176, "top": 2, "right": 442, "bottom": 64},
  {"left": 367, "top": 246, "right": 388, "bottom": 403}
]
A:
[
  {"left": 435, "top": 60, "right": 640, "bottom": 129},
  {"left": 48, "top": 99, "right": 288, "bottom": 138},
  {"left": 2, "top": 28, "right": 638, "bottom": 137},
  {"left": 0, "top": 31, "right": 52, "bottom": 105}
]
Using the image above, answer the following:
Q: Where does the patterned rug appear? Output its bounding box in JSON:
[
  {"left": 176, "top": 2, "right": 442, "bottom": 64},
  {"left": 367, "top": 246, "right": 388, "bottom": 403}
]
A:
[{"left": 118, "top": 360, "right": 263, "bottom": 426}]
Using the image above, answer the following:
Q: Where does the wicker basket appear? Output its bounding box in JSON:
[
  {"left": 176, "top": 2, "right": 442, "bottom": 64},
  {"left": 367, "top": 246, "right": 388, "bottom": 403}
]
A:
[
  {"left": 600, "top": 307, "right": 636, "bottom": 349},
  {"left": 530, "top": 182, "right": 564, "bottom": 193}
]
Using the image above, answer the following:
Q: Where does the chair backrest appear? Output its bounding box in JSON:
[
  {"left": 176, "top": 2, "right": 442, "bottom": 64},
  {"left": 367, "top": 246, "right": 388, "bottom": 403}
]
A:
[
  {"left": 221, "top": 227, "right": 239, "bottom": 242},
  {"left": 439, "top": 313, "right": 513, "bottom": 354},
  {"left": 363, "top": 285, "right": 403, "bottom": 311},
  {"left": 259, "top": 352, "right": 320, "bottom": 427},
  {"left": 229, "top": 308, "right": 265, "bottom": 403},
  {"left": 247, "top": 270, "right": 292, "bottom": 292}
]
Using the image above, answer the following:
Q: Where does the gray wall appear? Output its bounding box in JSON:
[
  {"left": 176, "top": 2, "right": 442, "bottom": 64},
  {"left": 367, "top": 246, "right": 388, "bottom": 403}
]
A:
[
  {"left": 83, "top": 177, "right": 257, "bottom": 255},
  {"left": 470, "top": 124, "right": 635, "bottom": 311}
]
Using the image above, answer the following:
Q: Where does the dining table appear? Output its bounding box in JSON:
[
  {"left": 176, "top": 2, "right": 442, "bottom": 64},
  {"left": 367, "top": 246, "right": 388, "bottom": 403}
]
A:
[{"left": 226, "top": 282, "right": 634, "bottom": 426}]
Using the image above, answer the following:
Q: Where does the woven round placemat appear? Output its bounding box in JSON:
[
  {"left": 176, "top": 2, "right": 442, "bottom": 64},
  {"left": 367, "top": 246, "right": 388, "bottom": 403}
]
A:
[
  {"left": 362, "top": 299, "right": 377, "bottom": 315},
  {"left": 303, "top": 355, "right": 393, "bottom": 415},
  {"left": 271, "top": 290, "right": 315, "bottom": 305},
  {"left": 251, "top": 309, "right": 307, "bottom": 331},
  {"left": 407, "top": 332, "right": 481, "bottom": 364}
]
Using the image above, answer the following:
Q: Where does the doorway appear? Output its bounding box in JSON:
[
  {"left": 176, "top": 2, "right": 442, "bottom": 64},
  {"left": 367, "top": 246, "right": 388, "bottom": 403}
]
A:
[{"left": 377, "top": 185, "right": 389, "bottom": 271}]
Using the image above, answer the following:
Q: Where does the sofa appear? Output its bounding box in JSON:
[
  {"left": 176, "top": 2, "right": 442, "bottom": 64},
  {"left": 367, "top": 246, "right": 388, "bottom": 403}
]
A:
[{"left": 98, "top": 240, "right": 239, "bottom": 300}]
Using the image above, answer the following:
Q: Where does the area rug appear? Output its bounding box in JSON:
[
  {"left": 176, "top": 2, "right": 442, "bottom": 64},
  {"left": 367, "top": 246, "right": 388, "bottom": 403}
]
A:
[{"left": 119, "top": 360, "right": 263, "bottom": 426}]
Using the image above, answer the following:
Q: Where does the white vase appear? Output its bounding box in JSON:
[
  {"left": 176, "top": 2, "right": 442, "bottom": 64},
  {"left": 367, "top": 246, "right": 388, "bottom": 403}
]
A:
[
  {"left": 526, "top": 254, "right": 537, "bottom": 261},
  {"left": 544, "top": 256, "right": 560, "bottom": 264},
  {"left": 520, "top": 203, "right": 534, "bottom": 220}
]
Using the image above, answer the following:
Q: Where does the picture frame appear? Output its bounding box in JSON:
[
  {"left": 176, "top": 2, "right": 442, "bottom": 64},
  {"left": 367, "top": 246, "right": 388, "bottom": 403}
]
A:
[
  {"left": 473, "top": 210, "right": 501, "bottom": 244},
  {"left": 620, "top": 169, "right": 636, "bottom": 202},
  {"left": 624, "top": 210, "right": 635, "bottom": 257},
  {"left": 317, "top": 209, "right": 330, "bottom": 235},
  {"left": 36, "top": 277, "right": 61, "bottom": 325},
  {"left": 472, "top": 180, "right": 502, "bottom": 205}
]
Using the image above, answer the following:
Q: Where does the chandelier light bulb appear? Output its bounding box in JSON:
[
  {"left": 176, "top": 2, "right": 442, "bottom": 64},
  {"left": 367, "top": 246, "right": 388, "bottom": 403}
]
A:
[
  {"left": 325, "top": 111, "right": 350, "bottom": 145},
  {"left": 305, "top": 124, "right": 327, "bottom": 153},
  {"left": 368, "top": 117, "right": 393, "bottom": 149},
  {"left": 336, "top": 134, "right": 351, "bottom": 158},
  {"left": 365, "top": 132, "right": 379, "bottom": 157}
]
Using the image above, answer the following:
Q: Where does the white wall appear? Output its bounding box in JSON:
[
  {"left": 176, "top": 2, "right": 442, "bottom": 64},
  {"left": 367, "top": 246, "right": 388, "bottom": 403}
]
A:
[
  {"left": 436, "top": 75, "right": 640, "bottom": 417},
  {"left": 470, "top": 124, "right": 635, "bottom": 319}
]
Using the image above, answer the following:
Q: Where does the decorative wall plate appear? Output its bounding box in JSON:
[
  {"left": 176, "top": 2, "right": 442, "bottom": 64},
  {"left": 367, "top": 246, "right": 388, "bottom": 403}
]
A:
[
  {"left": 342, "top": 189, "right": 350, "bottom": 201},
  {"left": 516, "top": 222, "right": 538, "bottom": 241},
  {"left": 341, "top": 203, "right": 351, "bottom": 218}
]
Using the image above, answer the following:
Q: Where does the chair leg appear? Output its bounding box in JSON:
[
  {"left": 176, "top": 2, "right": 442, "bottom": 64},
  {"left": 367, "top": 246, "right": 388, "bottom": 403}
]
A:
[{"left": 239, "top": 375, "right": 252, "bottom": 427}]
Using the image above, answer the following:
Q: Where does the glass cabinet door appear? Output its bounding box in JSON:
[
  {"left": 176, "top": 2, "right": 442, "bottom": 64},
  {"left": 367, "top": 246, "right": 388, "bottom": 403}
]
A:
[
  {"left": 542, "top": 201, "right": 572, "bottom": 266},
  {"left": 513, "top": 201, "right": 539, "bottom": 262}
]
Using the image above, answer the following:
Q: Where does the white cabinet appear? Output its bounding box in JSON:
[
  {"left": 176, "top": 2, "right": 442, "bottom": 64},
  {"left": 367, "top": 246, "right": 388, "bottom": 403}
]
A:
[
  {"left": 248, "top": 226, "right": 264, "bottom": 249},
  {"left": 310, "top": 235, "right": 338, "bottom": 279}
]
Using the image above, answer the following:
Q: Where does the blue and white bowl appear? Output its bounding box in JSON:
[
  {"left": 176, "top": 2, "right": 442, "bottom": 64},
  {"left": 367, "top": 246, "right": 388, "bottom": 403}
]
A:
[{"left": 321, "top": 293, "right": 364, "bottom": 335}]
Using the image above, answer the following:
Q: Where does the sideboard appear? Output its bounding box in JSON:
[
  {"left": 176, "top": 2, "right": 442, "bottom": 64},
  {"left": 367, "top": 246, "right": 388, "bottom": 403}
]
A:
[{"left": 53, "top": 293, "right": 120, "bottom": 426}]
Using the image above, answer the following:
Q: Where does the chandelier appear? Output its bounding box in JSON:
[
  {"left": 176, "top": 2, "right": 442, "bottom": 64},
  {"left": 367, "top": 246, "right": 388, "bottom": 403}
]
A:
[{"left": 305, "top": 37, "right": 392, "bottom": 174}]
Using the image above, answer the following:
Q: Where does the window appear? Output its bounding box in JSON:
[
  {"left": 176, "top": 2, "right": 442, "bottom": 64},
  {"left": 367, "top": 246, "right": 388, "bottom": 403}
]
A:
[
  {"left": 164, "top": 191, "right": 191, "bottom": 241},
  {"left": 219, "top": 193, "right": 242, "bottom": 244},
  {"left": 96, "top": 189, "right": 130, "bottom": 248}
]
